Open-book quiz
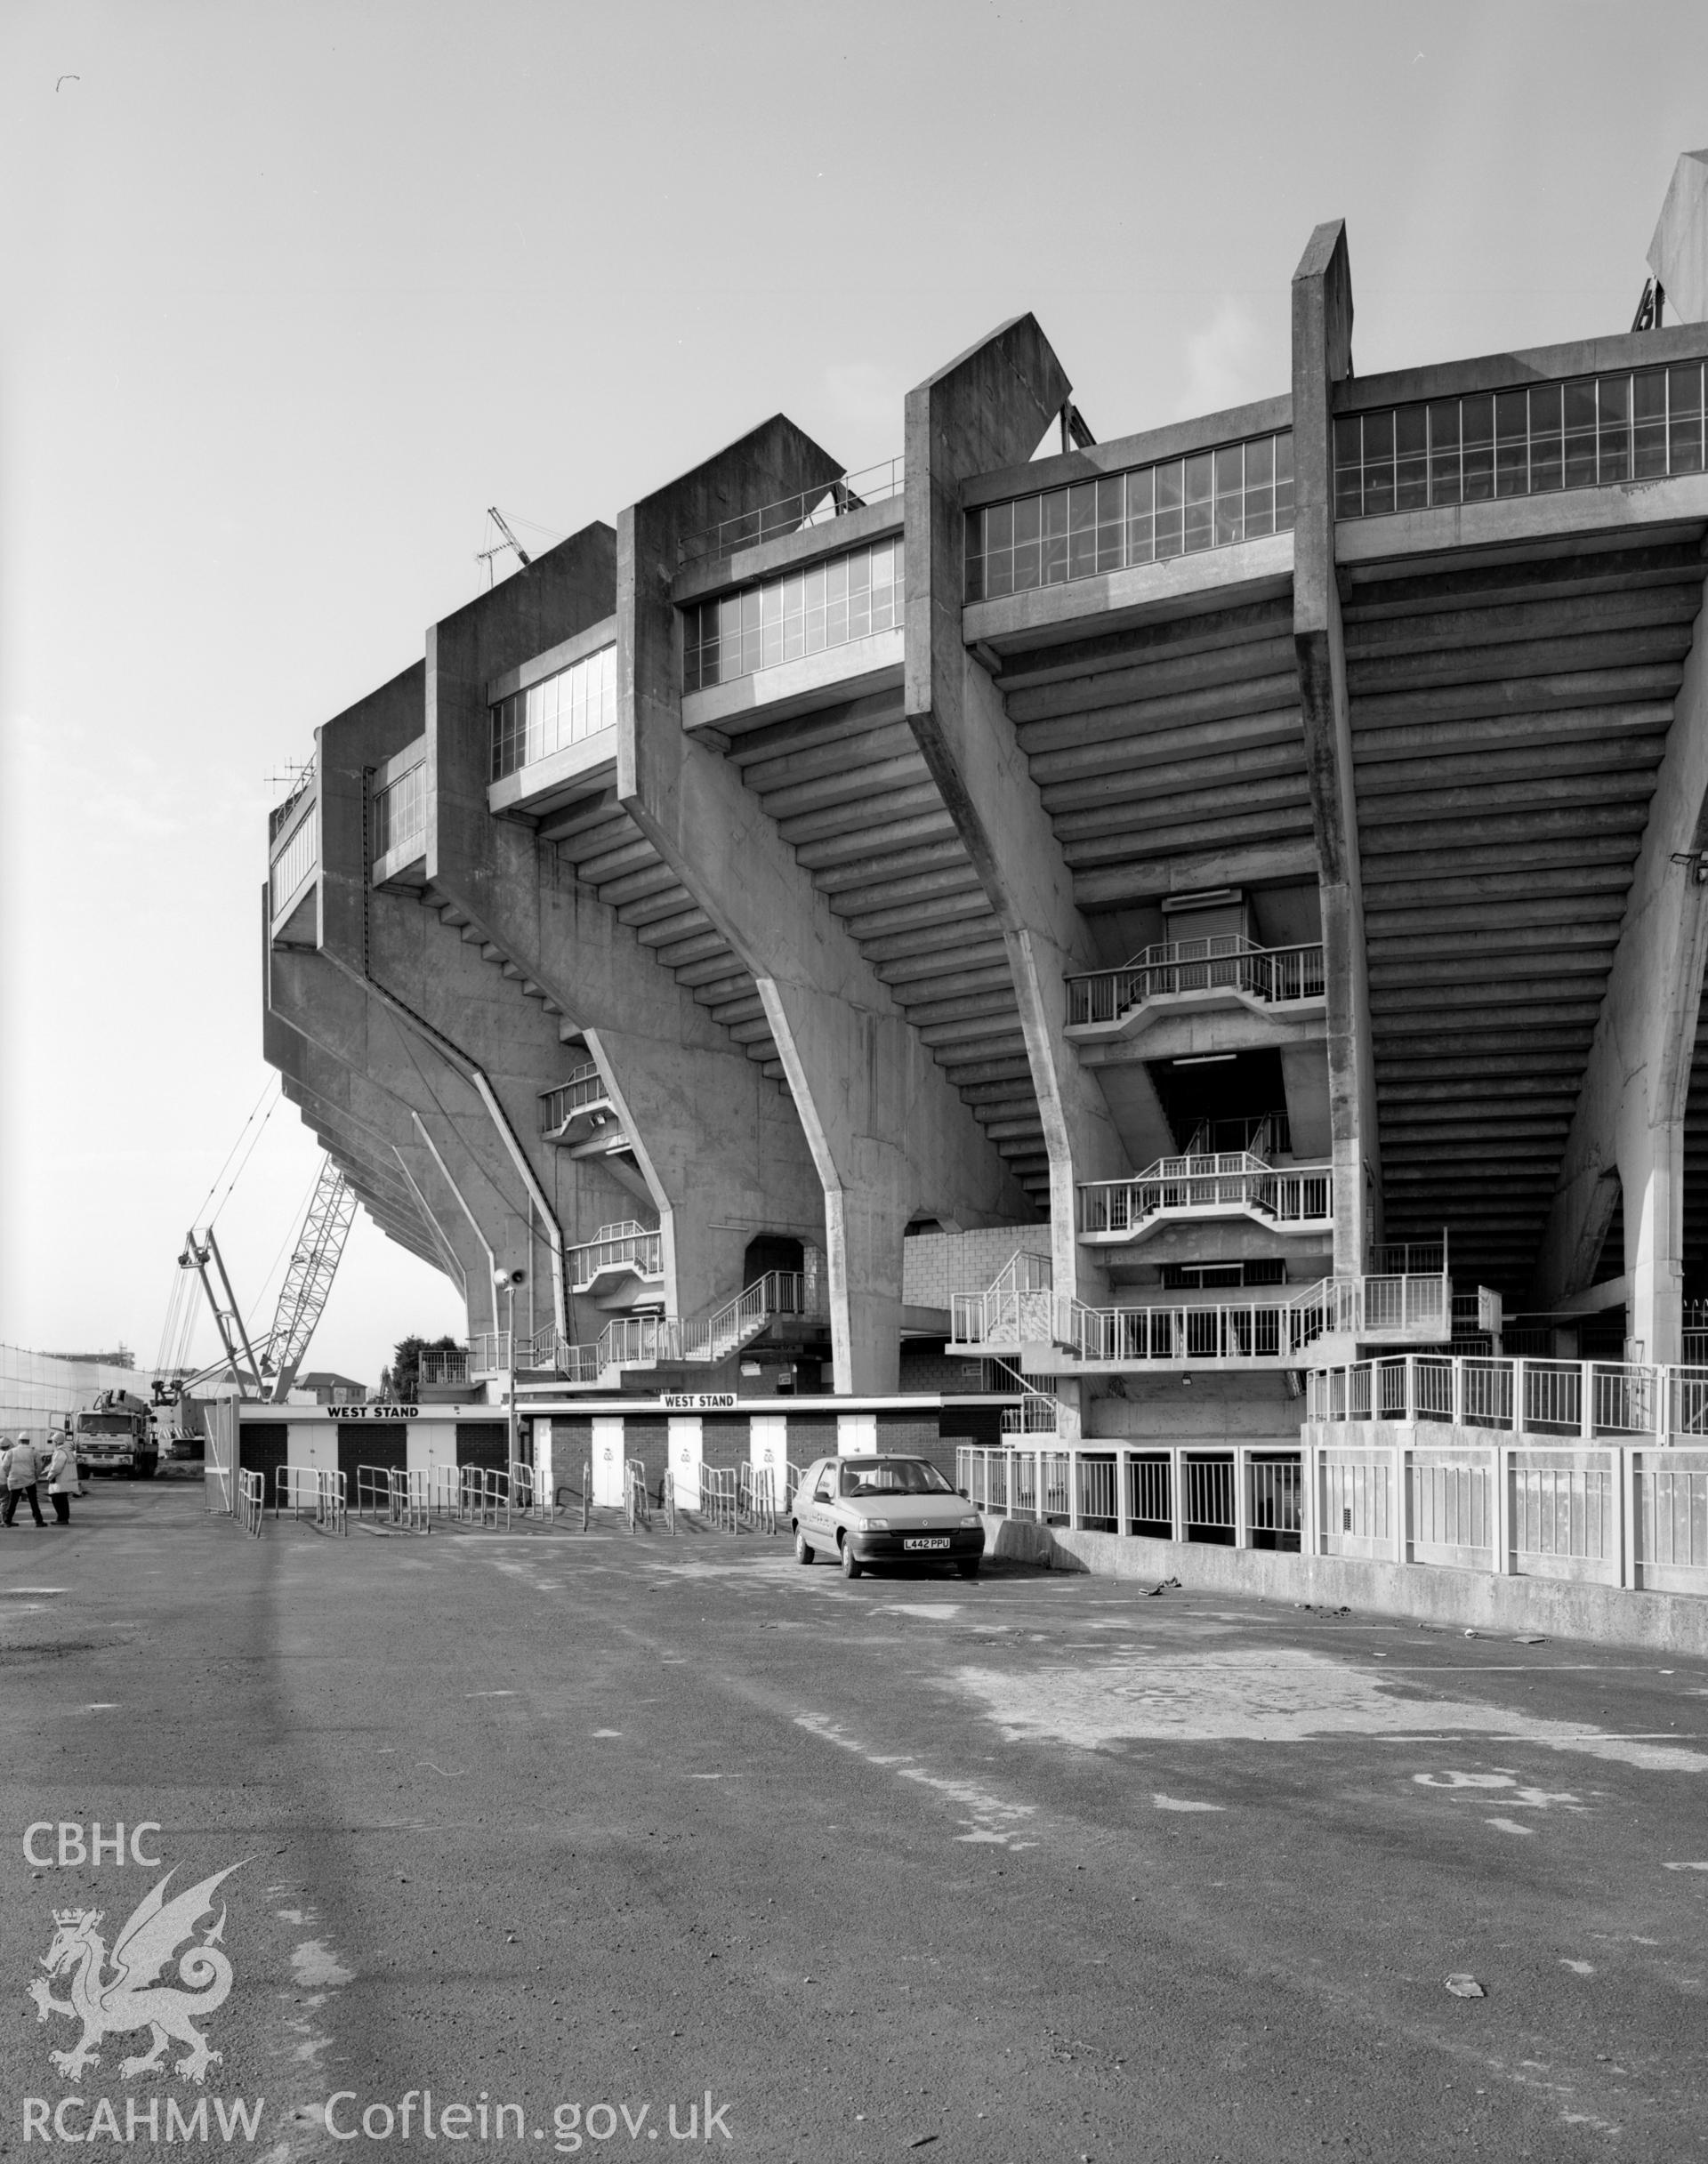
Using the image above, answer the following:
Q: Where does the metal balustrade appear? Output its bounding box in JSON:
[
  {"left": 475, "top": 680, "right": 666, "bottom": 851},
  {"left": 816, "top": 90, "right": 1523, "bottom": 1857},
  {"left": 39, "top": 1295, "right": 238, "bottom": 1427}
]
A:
[
  {"left": 677, "top": 455, "right": 904, "bottom": 567},
  {"left": 625, "top": 1458, "right": 650, "bottom": 1532},
  {"left": 1001, "top": 1394, "right": 1060, "bottom": 1436},
  {"left": 950, "top": 1432, "right": 1708, "bottom": 1597},
  {"left": 1067, "top": 939, "right": 1325, "bottom": 1027},
  {"left": 468, "top": 1331, "right": 512, "bottom": 1377},
  {"left": 418, "top": 1348, "right": 468, "bottom": 1388},
  {"left": 270, "top": 759, "right": 317, "bottom": 843},
  {"left": 569, "top": 1220, "right": 663, "bottom": 1290},
  {"left": 540, "top": 1064, "right": 613, "bottom": 1133},
  {"left": 269, "top": 812, "right": 317, "bottom": 920},
  {"left": 1079, "top": 1158, "right": 1333, "bottom": 1238},
  {"left": 950, "top": 1249, "right": 1057, "bottom": 1350},
  {"left": 1307, "top": 1355, "right": 1683, "bottom": 1439},
  {"left": 237, "top": 1468, "right": 265, "bottom": 1537}
]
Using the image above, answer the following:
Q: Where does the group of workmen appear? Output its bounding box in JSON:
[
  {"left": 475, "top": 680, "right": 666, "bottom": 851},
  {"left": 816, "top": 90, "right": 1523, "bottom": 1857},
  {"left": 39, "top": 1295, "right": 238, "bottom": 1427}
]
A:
[{"left": 1, "top": 1429, "right": 80, "bottom": 1526}]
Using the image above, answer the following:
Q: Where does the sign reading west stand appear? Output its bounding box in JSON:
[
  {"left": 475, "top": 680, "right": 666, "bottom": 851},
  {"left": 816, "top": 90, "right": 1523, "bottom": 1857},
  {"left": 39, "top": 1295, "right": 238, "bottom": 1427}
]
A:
[{"left": 662, "top": 1392, "right": 738, "bottom": 1411}]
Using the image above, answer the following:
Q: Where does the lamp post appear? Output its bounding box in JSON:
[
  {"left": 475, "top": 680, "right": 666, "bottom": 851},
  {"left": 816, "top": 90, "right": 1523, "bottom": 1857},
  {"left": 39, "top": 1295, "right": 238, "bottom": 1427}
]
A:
[{"left": 495, "top": 1266, "right": 524, "bottom": 1485}]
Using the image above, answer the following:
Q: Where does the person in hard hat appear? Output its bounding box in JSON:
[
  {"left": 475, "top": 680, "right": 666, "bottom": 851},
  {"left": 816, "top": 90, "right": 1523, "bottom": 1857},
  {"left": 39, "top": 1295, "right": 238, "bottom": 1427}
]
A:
[
  {"left": 44, "top": 1428, "right": 80, "bottom": 1525},
  {"left": 3, "top": 1433, "right": 46, "bottom": 1527}
]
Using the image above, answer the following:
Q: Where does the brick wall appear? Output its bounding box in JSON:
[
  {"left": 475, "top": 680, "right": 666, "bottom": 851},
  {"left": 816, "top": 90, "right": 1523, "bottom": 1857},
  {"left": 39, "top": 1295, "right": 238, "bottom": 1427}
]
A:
[{"left": 901, "top": 1226, "right": 1052, "bottom": 1309}]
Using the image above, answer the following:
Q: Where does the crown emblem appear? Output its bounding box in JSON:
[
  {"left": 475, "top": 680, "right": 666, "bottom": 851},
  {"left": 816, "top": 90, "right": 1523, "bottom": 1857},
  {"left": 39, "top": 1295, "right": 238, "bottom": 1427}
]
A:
[{"left": 52, "top": 1908, "right": 98, "bottom": 1927}]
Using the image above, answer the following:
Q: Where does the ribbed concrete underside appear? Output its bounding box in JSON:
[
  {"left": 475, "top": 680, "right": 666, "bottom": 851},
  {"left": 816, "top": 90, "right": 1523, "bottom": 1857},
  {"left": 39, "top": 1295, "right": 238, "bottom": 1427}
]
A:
[
  {"left": 717, "top": 695, "right": 1051, "bottom": 1203},
  {"left": 998, "top": 593, "right": 1310, "bottom": 914},
  {"left": 1344, "top": 529, "right": 1706, "bottom": 1299}
]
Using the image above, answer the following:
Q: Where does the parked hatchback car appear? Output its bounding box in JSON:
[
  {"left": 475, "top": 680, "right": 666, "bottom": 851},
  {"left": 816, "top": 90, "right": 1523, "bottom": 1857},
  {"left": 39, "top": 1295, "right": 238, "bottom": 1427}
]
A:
[{"left": 790, "top": 1455, "right": 985, "bottom": 1579}]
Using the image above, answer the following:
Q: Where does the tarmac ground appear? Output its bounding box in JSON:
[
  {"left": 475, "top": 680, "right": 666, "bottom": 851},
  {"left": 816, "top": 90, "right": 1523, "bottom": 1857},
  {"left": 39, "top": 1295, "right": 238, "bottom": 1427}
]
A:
[{"left": 2, "top": 1479, "right": 1706, "bottom": 2162}]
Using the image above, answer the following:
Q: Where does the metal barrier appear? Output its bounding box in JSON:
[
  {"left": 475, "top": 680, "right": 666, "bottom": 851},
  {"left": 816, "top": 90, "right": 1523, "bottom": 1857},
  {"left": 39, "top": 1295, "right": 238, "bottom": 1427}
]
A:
[
  {"left": 238, "top": 1469, "right": 264, "bottom": 1538},
  {"left": 661, "top": 1469, "right": 678, "bottom": 1536},
  {"left": 626, "top": 1458, "right": 650, "bottom": 1532},
  {"left": 318, "top": 1467, "right": 348, "bottom": 1536},
  {"left": 701, "top": 1465, "right": 738, "bottom": 1535},
  {"left": 738, "top": 1464, "right": 777, "bottom": 1536}
]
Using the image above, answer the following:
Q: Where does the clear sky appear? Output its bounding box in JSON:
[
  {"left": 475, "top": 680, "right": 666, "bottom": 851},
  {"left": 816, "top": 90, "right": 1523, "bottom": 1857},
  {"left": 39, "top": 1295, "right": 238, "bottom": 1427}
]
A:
[{"left": 4, "top": 0, "right": 1705, "bottom": 1387}]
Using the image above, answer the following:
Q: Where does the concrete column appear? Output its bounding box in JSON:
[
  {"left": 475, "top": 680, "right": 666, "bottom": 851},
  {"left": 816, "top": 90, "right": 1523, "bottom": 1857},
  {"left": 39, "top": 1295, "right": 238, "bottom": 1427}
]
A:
[
  {"left": 903, "top": 317, "right": 1127, "bottom": 1307},
  {"left": 1530, "top": 578, "right": 1708, "bottom": 1364},
  {"left": 409, "top": 520, "right": 824, "bottom": 1328},
  {"left": 1292, "top": 221, "right": 1380, "bottom": 1275},
  {"left": 617, "top": 419, "right": 1032, "bottom": 1392}
]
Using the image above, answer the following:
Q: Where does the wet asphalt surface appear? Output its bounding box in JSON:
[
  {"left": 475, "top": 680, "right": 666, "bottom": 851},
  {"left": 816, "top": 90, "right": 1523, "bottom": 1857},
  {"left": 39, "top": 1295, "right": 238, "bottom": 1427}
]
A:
[{"left": 2, "top": 1479, "right": 1706, "bottom": 2163}]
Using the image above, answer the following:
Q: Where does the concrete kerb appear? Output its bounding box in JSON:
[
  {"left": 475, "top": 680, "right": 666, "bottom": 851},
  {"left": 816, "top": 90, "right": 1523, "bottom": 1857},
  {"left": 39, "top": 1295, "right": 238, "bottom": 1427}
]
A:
[{"left": 980, "top": 1511, "right": 1708, "bottom": 1657}]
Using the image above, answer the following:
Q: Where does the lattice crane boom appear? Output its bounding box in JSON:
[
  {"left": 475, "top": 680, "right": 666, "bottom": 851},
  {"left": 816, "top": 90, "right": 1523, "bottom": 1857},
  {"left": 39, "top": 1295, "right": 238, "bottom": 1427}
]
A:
[{"left": 263, "top": 1161, "right": 357, "bottom": 1400}]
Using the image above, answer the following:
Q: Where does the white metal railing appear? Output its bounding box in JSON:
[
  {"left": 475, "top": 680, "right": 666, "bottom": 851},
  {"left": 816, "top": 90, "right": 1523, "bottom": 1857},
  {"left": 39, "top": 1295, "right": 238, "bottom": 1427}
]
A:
[
  {"left": 238, "top": 1468, "right": 264, "bottom": 1537},
  {"left": 625, "top": 1458, "right": 650, "bottom": 1532},
  {"left": 1079, "top": 1158, "right": 1333, "bottom": 1237},
  {"left": 701, "top": 1464, "right": 738, "bottom": 1534},
  {"left": 1067, "top": 939, "right": 1325, "bottom": 1026},
  {"left": 269, "top": 757, "right": 317, "bottom": 843},
  {"left": 1306, "top": 1356, "right": 1683, "bottom": 1440},
  {"left": 677, "top": 455, "right": 904, "bottom": 566},
  {"left": 569, "top": 1221, "right": 663, "bottom": 1290},
  {"left": 540, "top": 1064, "right": 613, "bottom": 1134},
  {"left": 1000, "top": 1394, "right": 1059, "bottom": 1436},
  {"left": 595, "top": 1272, "right": 812, "bottom": 1372},
  {"left": 418, "top": 1349, "right": 469, "bottom": 1387},
  {"left": 738, "top": 1464, "right": 777, "bottom": 1536},
  {"left": 469, "top": 1331, "right": 512, "bottom": 1376},
  {"left": 950, "top": 1248, "right": 1057, "bottom": 1349}
]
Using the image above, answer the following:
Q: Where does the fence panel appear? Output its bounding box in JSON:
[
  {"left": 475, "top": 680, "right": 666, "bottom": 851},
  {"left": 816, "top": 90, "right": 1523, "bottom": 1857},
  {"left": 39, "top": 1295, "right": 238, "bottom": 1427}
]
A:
[
  {"left": 1075, "top": 1454, "right": 1118, "bottom": 1532},
  {"left": 1183, "top": 1455, "right": 1235, "bottom": 1539},
  {"left": 1635, "top": 1453, "right": 1708, "bottom": 1591},
  {"left": 1248, "top": 1455, "right": 1301, "bottom": 1550},
  {"left": 1409, "top": 1455, "right": 1491, "bottom": 1567},
  {"left": 1511, "top": 1453, "right": 1614, "bottom": 1582},
  {"left": 1125, "top": 1453, "right": 1172, "bottom": 1534},
  {"left": 1320, "top": 1453, "right": 1390, "bottom": 1557}
]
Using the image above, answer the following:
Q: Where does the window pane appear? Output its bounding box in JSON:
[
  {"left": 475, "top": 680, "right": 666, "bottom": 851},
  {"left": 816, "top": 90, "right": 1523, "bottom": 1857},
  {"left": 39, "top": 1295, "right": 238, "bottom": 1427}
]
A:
[
  {"left": 1155, "top": 460, "right": 1185, "bottom": 559},
  {"left": 1214, "top": 443, "right": 1244, "bottom": 543},
  {"left": 1095, "top": 474, "right": 1125, "bottom": 571},
  {"left": 1528, "top": 383, "right": 1563, "bottom": 493},
  {"left": 1427, "top": 400, "right": 1462, "bottom": 505},
  {"left": 1274, "top": 433, "right": 1294, "bottom": 528},
  {"left": 1563, "top": 379, "right": 1597, "bottom": 488},
  {"left": 1126, "top": 465, "right": 1156, "bottom": 563},
  {"left": 1355, "top": 408, "right": 1390, "bottom": 516},
  {"left": 1494, "top": 389, "right": 1528, "bottom": 497},
  {"left": 1333, "top": 415, "right": 1363, "bottom": 517},
  {"left": 1597, "top": 374, "right": 1631, "bottom": 484},
  {"left": 1067, "top": 480, "right": 1098, "bottom": 579},
  {"left": 1042, "top": 488, "right": 1069, "bottom": 585},
  {"left": 1244, "top": 434, "right": 1274, "bottom": 537},
  {"left": 1633, "top": 367, "right": 1668, "bottom": 479},
  {"left": 1670, "top": 363, "right": 1704, "bottom": 474},
  {"left": 1183, "top": 451, "right": 1213, "bottom": 551},
  {"left": 1462, "top": 394, "right": 1494, "bottom": 502},
  {"left": 1395, "top": 405, "right": 1429, "bottom": 510}
]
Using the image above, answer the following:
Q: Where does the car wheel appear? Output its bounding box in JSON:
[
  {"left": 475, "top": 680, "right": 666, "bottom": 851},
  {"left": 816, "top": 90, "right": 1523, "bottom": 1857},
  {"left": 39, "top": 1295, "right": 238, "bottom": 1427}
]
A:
[
  {"left": 794, "top": 1527, "right": 814, "bottom": 1565},
  {"left": 839, "top": 1534, "right": 862, "bottom": 1580}
]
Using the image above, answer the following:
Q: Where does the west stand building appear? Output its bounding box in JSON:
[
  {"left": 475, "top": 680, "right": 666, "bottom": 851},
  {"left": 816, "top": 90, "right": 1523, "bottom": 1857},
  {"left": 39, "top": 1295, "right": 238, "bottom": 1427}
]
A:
[{"left": 256, "top": 165, "right": 1708, "bottom": 1581}]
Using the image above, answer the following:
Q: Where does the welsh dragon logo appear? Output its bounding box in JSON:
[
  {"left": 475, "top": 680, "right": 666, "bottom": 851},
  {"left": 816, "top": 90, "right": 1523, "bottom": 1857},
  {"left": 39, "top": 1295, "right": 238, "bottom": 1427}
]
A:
[{"left": 30, "top": 1863, "right": 244, "bottom": 2086}]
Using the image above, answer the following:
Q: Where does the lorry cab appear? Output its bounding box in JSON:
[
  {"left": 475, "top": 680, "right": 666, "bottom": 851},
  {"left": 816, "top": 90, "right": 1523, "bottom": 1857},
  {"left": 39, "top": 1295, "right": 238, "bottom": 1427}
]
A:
[{"left": 73, "top": 1390, "right": 157, "bottom": 1480}]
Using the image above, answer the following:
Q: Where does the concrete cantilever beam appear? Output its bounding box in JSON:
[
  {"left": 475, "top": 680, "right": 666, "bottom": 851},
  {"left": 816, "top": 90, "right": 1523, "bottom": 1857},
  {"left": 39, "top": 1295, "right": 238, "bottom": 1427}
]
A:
[
  {"left": 1292, "top": 219, "right": 1381, "bottom": 1276},
  {"left": 1530, "top": 584, "right": 1708, "bottom": 1361},
  {"left": 904, "top": 313, "right": 1129, "bottom": 1322},
  {"left": 415, "top": 520, "right": 826, "bottom": 1325},
  {"left": 617, "top": 415, "right": 1035, "bottom": 1392}
]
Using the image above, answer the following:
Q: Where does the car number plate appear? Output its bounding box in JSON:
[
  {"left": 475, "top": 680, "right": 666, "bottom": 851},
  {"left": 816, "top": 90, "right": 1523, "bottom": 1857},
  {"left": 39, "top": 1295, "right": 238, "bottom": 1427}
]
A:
[{"left": 903, "top": 1536, "right": 950, "bottom": 1550}]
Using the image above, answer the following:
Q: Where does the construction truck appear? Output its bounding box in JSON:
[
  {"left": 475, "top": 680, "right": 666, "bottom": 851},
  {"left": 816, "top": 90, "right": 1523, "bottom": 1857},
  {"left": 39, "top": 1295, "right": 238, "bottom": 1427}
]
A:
[{"left": 71, "top": 1389, "right": 158, "bottom": 1480}]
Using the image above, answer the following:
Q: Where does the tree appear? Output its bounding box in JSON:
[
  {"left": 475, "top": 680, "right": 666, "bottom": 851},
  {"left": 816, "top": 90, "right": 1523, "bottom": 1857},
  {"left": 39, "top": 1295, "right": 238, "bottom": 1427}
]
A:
[{"left": 385, "top": 1333, "right": 459, "bottom": 1404}]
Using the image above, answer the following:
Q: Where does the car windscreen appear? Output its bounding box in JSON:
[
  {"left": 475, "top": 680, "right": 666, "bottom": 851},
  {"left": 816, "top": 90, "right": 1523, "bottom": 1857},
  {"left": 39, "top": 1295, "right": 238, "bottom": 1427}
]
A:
[{"left": 841, "top": 1460, "right": 954, "bottom": 1497}]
